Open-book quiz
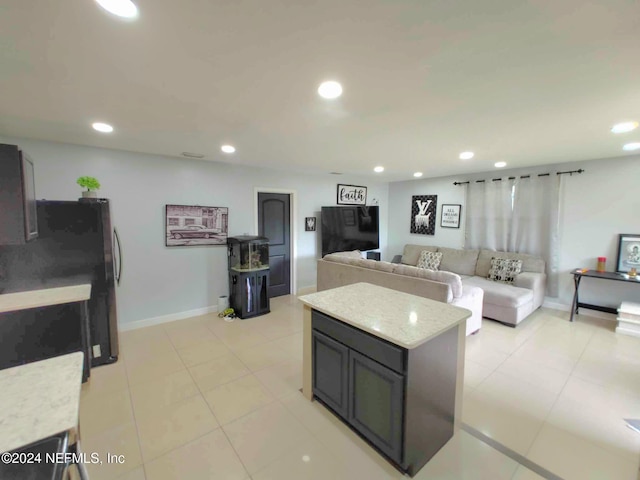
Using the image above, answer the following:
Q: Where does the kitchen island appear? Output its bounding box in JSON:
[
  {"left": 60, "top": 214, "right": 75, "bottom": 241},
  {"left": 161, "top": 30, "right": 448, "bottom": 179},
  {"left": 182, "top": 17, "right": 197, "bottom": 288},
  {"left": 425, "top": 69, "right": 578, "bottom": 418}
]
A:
[
  {"left": 299, "top": 282, "right": 471, "bottom": 477},
  {"left": 0, "top": 279, "right": 92, "bottom": 381}
]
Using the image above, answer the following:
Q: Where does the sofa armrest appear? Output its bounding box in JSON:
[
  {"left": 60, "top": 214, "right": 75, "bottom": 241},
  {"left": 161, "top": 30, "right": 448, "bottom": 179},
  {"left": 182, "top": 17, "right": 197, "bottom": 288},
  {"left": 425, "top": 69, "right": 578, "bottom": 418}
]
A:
[
  {"left": 514, "top": 272, "right": 546, "bottom": 310},
  {"left": 513, "top": 272, "right": 545, "bottom": 291},
  {"left": 391, "top": 255, "right": 402, "bottom": 264}
]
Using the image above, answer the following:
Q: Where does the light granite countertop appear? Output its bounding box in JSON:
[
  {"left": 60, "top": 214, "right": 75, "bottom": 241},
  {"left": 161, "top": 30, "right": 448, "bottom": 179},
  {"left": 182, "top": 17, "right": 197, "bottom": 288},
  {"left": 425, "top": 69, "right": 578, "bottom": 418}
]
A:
[
  {"left": 0, "top": 284, "right": 91, "bottom": 314},
  {"left": 0, "top": 352, "right": 84, "bottom": 453},
  {"left": 298, "top": 282, "right": 471, "bottom": 349}
]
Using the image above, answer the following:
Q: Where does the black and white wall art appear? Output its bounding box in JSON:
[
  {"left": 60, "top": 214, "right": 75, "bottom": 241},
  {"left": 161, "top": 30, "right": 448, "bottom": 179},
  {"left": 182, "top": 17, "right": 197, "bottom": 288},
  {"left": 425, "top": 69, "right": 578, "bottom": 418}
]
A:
[
  {"left": 165, "top": 204, "right": 228, "bottom": 247},
  {"left": 441, "top": 204, "right": 462, "bottom": 229},
  {"left": 337, "top": 184, "right": 367, "bottom": 205},
  {"left": 305, "top": 217, "right": 316, "bottom": 231},
  {"left": 410, "top": 195, "right": 437, "bottom": 235}
]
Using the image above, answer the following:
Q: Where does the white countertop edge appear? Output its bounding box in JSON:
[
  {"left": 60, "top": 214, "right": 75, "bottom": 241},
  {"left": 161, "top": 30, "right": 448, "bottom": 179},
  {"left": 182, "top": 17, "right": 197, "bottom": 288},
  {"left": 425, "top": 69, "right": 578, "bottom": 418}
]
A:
[
  {"left": 301, "top": 301, "right": 468, "bottom": 349},
  {"left": 0, "top": 284, "right": 92, "bottom": 314}
]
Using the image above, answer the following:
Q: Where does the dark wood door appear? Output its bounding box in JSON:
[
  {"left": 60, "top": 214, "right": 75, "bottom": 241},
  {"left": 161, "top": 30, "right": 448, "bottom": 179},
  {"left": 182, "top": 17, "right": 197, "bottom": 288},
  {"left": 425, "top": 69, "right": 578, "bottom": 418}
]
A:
[
  {"left": 348, "top": 350, "right": 404, "bottom": 464},
  {"left": 312, "top": 330, "right": 350, "bottom": 418},
  {"left": 257, "top": 192, "right": 291, "bottom": 297}
]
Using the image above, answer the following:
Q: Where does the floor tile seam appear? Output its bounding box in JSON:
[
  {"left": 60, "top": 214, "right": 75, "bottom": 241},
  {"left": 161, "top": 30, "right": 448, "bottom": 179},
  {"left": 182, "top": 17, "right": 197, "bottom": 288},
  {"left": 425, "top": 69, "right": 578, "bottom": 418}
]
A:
[
  {"left": 493, "top": 361, "right": 573, "bottom": 398},
  {"left": 544, "top": 418, "right": 640, "bottom": 465},
  {"left": 563, "top": 372, "right": 640, "bottom": 405},
  {"left": 215, "top": 423, "right": 253, "bottom": 479},
  {"left": 460, "top": 423, "right": 563, "bottom": 480},
  {"left": 141, "top": 426, "right": 226, "bottom": 471},
  {"left": 139, "top": 421, "right": 222, "bottom": 465},
  {"left": 176, "top": 347, "right": 235, "bottom": 370},
  {"left": 525, "top": 421, "right": 640, "bottom": 471},
  {"left": 181, "top": 361, "right": 224, "bottom": 427},
  {"left": 120, "top": 380, "right": 146, "bottom": 477}
]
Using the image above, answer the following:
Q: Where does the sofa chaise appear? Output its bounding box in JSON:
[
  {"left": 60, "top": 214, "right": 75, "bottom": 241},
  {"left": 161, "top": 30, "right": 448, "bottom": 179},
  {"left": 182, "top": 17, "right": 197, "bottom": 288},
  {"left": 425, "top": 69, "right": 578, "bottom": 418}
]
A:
[{"left": 395, "top": 245, "right": 546, "bottom": 326}]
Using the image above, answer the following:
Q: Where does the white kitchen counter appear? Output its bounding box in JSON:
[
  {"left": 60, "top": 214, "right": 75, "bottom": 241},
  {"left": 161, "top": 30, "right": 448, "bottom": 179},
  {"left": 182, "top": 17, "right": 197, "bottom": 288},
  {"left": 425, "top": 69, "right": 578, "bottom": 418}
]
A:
[
  {"left": 298, "top": 282, "right": 471, "bottom": 349},
  {"left": 0, "top": 352, "right": 84, "bottom": 453},
  {"left": 0, "top": 284, "right": 91, "bottom": 314}
]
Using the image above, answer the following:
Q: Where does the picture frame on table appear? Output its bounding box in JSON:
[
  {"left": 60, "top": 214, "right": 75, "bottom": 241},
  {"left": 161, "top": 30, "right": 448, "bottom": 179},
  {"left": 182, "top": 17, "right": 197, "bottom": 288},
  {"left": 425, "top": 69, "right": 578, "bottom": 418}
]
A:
[{"left": 616, "top": 233, "right": 640, "bottom": 273}]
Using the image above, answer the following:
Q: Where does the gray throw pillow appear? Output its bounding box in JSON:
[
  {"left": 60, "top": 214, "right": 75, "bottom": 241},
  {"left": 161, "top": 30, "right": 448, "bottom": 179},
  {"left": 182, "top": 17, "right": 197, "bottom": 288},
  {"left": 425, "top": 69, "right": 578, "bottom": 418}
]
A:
[
  {"left": 417, "top": 250, "right": 442, "bottom": 271},
  {"left": 488, "top": 257, "right": 522, "bottom": 284}
]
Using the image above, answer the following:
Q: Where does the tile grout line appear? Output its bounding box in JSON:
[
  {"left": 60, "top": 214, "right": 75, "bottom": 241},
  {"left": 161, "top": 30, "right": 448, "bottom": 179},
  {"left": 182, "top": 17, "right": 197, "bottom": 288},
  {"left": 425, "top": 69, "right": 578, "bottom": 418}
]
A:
[{"left": 461, "top": 423, "right": 564, "bottom": 480}]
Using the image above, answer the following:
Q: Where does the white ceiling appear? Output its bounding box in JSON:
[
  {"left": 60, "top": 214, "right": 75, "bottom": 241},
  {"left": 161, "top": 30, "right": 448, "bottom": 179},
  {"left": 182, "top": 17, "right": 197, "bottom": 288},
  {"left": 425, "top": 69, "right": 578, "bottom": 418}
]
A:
[{"left": 1, "top": 0, "right": 639, "bottom": 181}]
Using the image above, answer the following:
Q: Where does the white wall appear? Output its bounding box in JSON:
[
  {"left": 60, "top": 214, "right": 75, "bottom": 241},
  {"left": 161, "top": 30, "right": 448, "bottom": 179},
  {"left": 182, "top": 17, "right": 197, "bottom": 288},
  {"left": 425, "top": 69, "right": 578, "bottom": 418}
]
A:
[
  {"left": 388, "top": 154, "right": 640, "bottom": 310},
  {"left": 1, "top": 136, "right": 389, "bottom": 327}
]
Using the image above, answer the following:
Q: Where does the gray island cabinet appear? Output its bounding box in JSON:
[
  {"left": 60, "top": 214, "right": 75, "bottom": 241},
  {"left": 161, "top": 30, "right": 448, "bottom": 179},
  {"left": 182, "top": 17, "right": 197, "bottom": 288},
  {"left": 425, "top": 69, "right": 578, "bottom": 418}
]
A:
[{"left": 299, "top": 282, "right": 470, "bottom": 477}]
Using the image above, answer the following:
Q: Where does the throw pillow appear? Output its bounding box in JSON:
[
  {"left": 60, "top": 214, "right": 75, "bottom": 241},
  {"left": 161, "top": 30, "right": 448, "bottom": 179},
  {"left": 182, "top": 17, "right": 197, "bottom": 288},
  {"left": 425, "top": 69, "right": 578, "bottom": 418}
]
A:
[
  {"left": 417, "top": 250, "right": 442, "bottom": 271},
  {"left": 488, "top": 257, "right": 522, "bottom": 284}
]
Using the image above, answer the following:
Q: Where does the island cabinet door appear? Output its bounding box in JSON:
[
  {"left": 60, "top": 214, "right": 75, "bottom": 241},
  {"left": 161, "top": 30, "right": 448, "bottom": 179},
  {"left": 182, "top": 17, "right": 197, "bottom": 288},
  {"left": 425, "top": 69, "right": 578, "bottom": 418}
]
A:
[
  {"left": 348, "top": 350, "right": 404, "bottom": 464},
  {"left": 312, "top": 330, "right": 349, "bottom": 418}
]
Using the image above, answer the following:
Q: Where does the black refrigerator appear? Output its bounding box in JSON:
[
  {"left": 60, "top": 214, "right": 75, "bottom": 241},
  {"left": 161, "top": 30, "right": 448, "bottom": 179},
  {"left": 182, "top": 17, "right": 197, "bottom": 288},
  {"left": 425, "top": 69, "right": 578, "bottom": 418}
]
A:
[
  {"left": 38, "top": 199, "right": 121, "bottom": 366},
  {"left": 0, "top": 199, "right": 121, "bottom": 367}
]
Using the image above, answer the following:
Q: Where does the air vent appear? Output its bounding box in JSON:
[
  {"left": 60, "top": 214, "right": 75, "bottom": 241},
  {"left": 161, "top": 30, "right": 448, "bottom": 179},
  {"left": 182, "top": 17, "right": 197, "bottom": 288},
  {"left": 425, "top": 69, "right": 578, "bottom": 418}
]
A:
[
  {"left": 329, "top": 172, "right": 343, "bottom": 175},
  {"left": 182, "top": 152, "right": 205, "bottom": 159}
]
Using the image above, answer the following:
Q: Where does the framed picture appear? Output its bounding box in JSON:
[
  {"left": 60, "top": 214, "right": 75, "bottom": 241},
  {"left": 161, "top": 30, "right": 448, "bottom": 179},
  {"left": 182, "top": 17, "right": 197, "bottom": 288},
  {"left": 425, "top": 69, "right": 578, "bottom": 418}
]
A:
[
  {"left": 440, "top": 204, "right": 462, "bottom": 229},
  {"left": 337, "top": 184, "right": 367, "bottom": 205},
  {"left": 616, "top": 234, "right": 640, "bottom": 273},
  {"left": 410, "top": 195, "right": 437, "bottom": 235},
  {"left": 165, "top": 204, "right": 228, "bottom": 247},
  {"left": 305, "top": 217, "right": 316, "bottom": 231}
]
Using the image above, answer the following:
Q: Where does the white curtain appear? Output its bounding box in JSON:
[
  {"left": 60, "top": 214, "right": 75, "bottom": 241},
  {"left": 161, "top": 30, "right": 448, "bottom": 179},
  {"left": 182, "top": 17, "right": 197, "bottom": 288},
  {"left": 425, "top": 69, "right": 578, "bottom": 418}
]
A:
[
  {"left": 465, "top": 178, "right": 515, "bottom": 251},
  {"left": 510, "top": 175, "right": 562, "bottom": 296}
]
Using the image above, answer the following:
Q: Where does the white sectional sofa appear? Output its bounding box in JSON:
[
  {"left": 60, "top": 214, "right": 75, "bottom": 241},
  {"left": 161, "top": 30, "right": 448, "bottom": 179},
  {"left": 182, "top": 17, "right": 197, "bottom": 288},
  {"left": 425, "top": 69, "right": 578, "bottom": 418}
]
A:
[
  {"left": 316, "top": 252, "right": 484, "bottom": 336},
  {"left": 396, "top": 245, "right": 547, "bottom": 326}
]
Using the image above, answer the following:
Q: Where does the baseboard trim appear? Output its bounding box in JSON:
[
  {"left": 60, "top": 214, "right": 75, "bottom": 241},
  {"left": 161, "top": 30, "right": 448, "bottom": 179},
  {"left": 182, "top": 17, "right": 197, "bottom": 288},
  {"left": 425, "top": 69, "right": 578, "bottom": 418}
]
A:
[
  {"left": 542, "top": 300, "right": 616, "bottom": 321},
  {"left": 118, "top": 305, "right": 218, "bottom": 332},
  {"left": 615, "top": 326, "right": 640, "bottom": 338},
  {"left": 296, "top": 285, "right": 317, "bottom": 296}
]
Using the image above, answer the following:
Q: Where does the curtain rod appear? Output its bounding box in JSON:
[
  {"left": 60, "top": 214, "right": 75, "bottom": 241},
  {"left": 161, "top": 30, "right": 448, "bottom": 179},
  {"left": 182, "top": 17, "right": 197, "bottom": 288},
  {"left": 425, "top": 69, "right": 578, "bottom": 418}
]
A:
[{"left": 453, "top": 168, "right": 584, "bottom": 185}]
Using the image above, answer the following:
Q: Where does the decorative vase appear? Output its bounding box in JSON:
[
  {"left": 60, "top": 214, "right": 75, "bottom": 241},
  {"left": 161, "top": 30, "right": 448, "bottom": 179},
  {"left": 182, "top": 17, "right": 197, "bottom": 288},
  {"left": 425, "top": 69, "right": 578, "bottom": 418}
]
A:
[{"left": 82, "top": 191, "right": 97, "bottom": 199}]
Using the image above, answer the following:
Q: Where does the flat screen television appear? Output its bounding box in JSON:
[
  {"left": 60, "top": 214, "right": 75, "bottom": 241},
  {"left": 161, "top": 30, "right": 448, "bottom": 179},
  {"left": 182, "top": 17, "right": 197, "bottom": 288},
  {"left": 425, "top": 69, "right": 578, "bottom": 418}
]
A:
[{"left": 321, "top": 206, "right": 379, "bottom": 257}]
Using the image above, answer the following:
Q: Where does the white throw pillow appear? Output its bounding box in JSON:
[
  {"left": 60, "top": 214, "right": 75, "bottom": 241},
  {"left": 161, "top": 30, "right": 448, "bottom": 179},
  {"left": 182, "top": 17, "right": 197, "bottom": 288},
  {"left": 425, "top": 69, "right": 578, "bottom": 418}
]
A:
[
  {"left": 487, "top": 257, "right": 522, "bottom": 284},
  {"left": 417, "top": 250, "right": 442, "bottom": 271}
]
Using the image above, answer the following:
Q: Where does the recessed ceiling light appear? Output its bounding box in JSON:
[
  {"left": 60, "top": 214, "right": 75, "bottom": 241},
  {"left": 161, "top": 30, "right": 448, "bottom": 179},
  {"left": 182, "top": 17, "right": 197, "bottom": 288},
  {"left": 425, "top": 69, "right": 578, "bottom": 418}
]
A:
[
  {"left": 622, "top": 142, "right": 640, "bottom": 151},
  {"left": 95, "top": 0, "right": 138, "bottom": 18},
  {"left": 495, "top": 161, "right": 507, "bottom": 168},
  {"left": 92, "top": 122, "right": 113, "bottom": 133},
  {"left": 318, "top": 81, "right": 343, "bottom": 99},
  {"left": 374, "top": 166, "right": 384, "bottom": 173},
  {"left": 413, "top": 172, "right": 423, "bottom": 178},
  {"left": 611, "top": 122, "right": 639, "bottom": 134},
  {"left": 221, "top": 145, "right": 236, "bottom": 154},
  {"left": 459, "top": 151, "right": 474, "bottom": 160}
]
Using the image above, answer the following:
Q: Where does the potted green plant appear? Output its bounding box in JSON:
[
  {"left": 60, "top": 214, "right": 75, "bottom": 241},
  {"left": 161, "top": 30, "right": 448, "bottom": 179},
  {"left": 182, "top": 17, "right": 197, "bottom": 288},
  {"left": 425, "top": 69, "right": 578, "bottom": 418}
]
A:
[{"left": 77, "top": 176, "right": 101, "bottom": 198}]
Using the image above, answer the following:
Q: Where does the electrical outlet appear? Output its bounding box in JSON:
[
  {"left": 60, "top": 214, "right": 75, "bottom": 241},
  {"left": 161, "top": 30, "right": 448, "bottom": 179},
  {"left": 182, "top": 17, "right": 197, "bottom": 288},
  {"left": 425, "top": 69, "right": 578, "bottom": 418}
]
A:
[{"left": 92, "top": 344, "right": 102, "bottom": 358}]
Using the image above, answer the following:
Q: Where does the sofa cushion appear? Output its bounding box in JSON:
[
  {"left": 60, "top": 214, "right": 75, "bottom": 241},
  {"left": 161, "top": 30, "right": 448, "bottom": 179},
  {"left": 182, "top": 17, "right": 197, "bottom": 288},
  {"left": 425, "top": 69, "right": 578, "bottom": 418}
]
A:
[
  {"left": 488, "top": 258, "right": 522, "bottom": 284},
  {"left": 401, "top": 244, "right": 438, "bottom": 266},
  {"left": 417, "top": 250, "right": 442, "bottom": 270},
  {"left": 475, "top": 249, "right": 545, "bottom": 277},
  {"left": 438, "top": 247, "right": 480, "bottom": 276},
  {"left": 392, "top": 264, "right": 462, "bottom": 298},
  {"left": 462, "top": 276, "right": 533, "bottom": 308},
  {"left": 371, "top": 260, "right": 395, "bottom": 273},
  {"left": 325, "top": 250, "right": 362, "bottom": 259}
]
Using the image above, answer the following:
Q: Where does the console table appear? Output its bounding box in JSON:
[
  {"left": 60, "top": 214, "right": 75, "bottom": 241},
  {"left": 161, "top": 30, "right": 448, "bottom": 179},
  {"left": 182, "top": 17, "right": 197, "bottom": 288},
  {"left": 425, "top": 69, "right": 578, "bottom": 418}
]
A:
[{"left": 570, "top": 269, "right": 640, "bottom": 322}]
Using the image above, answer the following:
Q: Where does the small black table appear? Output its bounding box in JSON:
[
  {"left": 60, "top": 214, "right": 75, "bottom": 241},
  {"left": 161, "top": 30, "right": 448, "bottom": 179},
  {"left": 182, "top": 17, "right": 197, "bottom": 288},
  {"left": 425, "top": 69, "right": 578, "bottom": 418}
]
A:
[{"left": 570, "top": 269, "right": 640, "bottom": 321}]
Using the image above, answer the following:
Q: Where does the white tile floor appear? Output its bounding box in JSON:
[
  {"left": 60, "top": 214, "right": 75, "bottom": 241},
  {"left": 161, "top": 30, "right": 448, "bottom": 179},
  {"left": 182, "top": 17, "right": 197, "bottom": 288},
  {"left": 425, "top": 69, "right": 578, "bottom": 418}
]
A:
[{"left": 78, "top": 297, "right": 640, "bottom": 479}]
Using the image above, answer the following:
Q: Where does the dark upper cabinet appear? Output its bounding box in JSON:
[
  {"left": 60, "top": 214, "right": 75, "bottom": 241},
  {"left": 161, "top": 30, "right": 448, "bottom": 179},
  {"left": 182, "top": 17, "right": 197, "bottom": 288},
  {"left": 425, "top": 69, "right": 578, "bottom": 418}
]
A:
[{"left": 0, "top": 144, "right": 38, "bottom": 245}]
